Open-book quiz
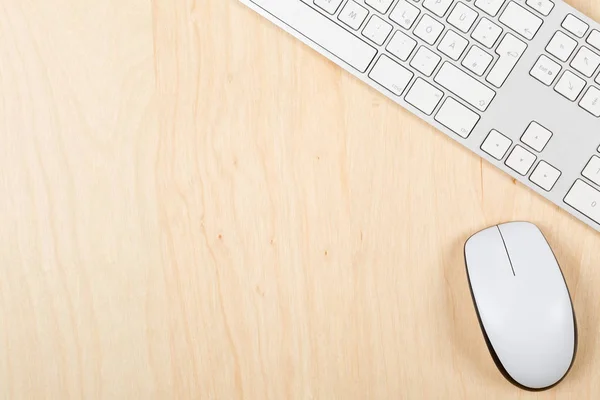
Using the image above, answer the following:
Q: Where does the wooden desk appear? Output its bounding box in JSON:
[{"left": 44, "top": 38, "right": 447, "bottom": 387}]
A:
[{"left": 1, "top": 0, "right": 599, "bottom": 398}]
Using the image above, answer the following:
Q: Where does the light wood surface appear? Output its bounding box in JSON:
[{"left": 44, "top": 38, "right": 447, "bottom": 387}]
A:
[{"left": 1, "top": 0, "right": 600, "bottom": 398}]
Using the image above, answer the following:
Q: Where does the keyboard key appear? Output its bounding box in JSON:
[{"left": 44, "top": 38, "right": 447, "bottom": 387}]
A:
[
  {"left": 410, "top": 46, "right": 442, "bottom": 76},
  {"left": 588, "top": 30, "right": 600, "bottom": 52},
  {"left": 472, "top": 18, "right": 503, "bottom": 48},
  {"left": 562, "top": 14, "right": 588, "bottom": 38},
  {"left": 583, "top": 156, "right": 600, "bottom": 186},
  {"left": 487, "top": 33, "right": 527, "bottom": 87},
  {"left": 438, "top": 30, "right": 469, "bottom": 60},
  {"left": 579, "top": 86, "right": 600, "bottom": 117},
  {"left": 338, "top": 1, "right": 369, "bottom": 30},
  {"left": 414, "top": 14, "right": 445, "bottom": 45},
  {"left": 546, "top": 31, "right": 577, "bottom": 62},
  {"left": 526, "top": 0, "right": 554, "bottom": 16},
  {"left": 499, "top": 2, "right": 543, "bottom": 40},
  {"left": 448, "top": 2, "right": 479, "bottom": 33},
  {"left": 482, "top": 130, "right": 512, "bottom": 160},
  {"left": 362, "top": 15, "right": 393, "bottom": 45},
  {"left": 530, "top": 161, "right": 561, "bottom": 191},
  {"left": 506, "top": 145, "right": 536, "bottom": 175},
  {"left": 530, "top": 55, "right": 561, "bottom": 86},
  {"left": 386, "top": 31, "right": 417, "bottom": 61},
  {"left": 475, "top": 0, "right": 506, "bottom": 17},
  {"left": 462, "top": 46, "right": 493, "bottom": 76},
  {"left": 390, "top": 0, "right": 421, "bottom": 30},
  {"left": 435, "top": 97, "right": 480, "bottom": 138},
  {"left": 405, "top": 78, "right": 444, "bottom": 115},
  {"left": 314, "top": 0, "right": 344, "bottom": 14},
  {"left": 571, "top": 47, "right": 600, "bottom": 78},
  {"left": 365, "top": 0, "right": 394, "bottom": 14},
  {"left": 423, "top": 0, "right": 454, "bottom": 17},
  {"left": 254, "top": 0, "right": 377, "bottom": 73},
  {"left": 555, "top": 71, "right": 586, "bottom": 101},
  {"left": 369, "top": 55, "right": 414, "bottom": 95},
  {"left": 521, "top": 122, "right": 552, "bottom": 152},
  {"left": 435, "top": 62, "right": 496, "bottom": 111},
  {"left": 564, "top": 180, "right": 600, "bottom": 224}
]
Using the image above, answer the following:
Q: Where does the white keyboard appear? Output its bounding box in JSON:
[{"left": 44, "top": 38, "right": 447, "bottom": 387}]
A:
[{"left": 240, "top": 0, "right": 600, "bottom": 232}]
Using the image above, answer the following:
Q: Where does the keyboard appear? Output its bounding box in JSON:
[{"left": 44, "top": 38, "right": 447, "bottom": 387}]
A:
[{"left": 239, "top": 0, "right": 600, "bottom": 232}]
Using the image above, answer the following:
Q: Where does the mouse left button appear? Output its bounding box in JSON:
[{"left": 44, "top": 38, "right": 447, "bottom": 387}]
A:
[{"left": 465, "top": 226, "right": 516, "bottom": 284}]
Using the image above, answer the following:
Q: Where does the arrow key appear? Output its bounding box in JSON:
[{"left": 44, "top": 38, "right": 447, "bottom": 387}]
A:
[
  {"left": 521, "top": 122, "right": 552, "bottom": 152},
  {"left": 530, "top": 161, "right": 561, "bottom": 191},
  {"left": 506, "top": 145, "right": 536, "bottom": 175},
  {"left": 481, "top": 130, "right": 512, "bottom": 160}
]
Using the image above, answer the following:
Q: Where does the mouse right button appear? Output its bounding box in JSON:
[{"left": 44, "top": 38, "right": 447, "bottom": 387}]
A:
[{"left": 497, "top": 222, "right": 562, "bottom": 280}]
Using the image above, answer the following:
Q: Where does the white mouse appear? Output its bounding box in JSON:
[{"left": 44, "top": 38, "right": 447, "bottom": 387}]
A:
[{"left": 464, "top": 221, "right": 577, "bottom": 391}]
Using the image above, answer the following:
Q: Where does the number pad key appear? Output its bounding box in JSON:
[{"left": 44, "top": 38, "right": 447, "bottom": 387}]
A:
[
  {"left": 583, "top": 155, "right": 600, "bottom": 186},
  {"left": 530, "top": 161, "right": 561, "bottom": 191},
  {"left": 564, "top": 180, "right": 600, "bottom": 224}
]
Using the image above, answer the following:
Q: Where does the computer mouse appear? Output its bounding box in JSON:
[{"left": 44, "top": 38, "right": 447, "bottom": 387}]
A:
[{"left": 464, "top": 221, "right": 577, "bottom": 391}]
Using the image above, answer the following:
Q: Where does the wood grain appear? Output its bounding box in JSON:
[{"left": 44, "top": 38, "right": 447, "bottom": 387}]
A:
[{"left": 0, "top": 0, "right": 599, "bottom": 398}]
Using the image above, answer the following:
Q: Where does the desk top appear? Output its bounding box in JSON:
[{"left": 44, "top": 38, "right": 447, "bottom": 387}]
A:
[{"left": 1, "top": 0, "right": 599, "bottom": 398}]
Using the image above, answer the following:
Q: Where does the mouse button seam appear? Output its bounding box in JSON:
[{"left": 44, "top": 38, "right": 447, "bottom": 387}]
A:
[{"left": 496, "top": 226, "right": 516, "bottom": 277}]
